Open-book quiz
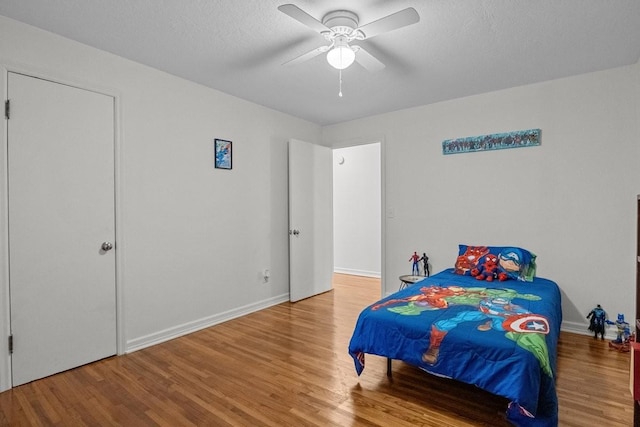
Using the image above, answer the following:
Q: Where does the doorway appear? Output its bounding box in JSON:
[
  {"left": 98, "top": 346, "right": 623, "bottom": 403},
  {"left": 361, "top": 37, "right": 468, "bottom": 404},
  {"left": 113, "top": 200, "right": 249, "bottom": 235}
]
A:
[{"left": 332, "top": 142, "right": 382, "bottom": 280}]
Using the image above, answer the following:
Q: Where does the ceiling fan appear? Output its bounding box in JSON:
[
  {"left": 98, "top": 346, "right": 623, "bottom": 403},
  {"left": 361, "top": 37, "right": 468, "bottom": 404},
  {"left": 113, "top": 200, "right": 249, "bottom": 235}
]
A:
[{"left": 278, "top": 4, "right": 420, "bottom": 73}]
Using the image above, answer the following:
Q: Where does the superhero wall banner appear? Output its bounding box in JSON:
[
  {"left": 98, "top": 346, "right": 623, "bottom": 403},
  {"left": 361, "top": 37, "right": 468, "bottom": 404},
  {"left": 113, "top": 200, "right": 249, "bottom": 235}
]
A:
[{"left": 442, "top": 128, "right": 541, "bottom": 155}]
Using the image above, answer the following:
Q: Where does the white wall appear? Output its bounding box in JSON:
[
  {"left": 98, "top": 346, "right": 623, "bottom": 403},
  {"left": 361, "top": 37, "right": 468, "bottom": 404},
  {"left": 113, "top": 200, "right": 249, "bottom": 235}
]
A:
[
  {"left": 323, "top": 63, "right": 640, "bottom": 335},
  {"left": 333, "top": 144, "right": 381, "bottom": 277},
  {"left": 0, "top": 16, "right": 321, "bottom": 391}
]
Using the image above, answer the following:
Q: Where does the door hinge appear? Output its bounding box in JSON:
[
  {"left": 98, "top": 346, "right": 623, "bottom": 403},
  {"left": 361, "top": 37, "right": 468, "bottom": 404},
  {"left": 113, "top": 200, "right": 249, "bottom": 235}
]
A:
[
  {"left": 8, "top": 335, "right": 13, "bottom": 354},
  {"left": 4, "top": 99, "right": 9, "bottom": 120}
]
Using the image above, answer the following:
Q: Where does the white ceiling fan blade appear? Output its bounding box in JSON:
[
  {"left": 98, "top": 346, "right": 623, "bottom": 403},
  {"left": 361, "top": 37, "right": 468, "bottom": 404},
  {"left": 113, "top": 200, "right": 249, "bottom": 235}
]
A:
[
  {"left": 278, "top": 4, "right": 331, "bottom": 34},
  {"left": 356, "top": 7, "right": 420, "bottom": 39},
  {"left": 283, "top": 45, "right": 330, "bottom": 66},
  {"left": 353, "top": 46, "right": 385, "bottom": 72}
]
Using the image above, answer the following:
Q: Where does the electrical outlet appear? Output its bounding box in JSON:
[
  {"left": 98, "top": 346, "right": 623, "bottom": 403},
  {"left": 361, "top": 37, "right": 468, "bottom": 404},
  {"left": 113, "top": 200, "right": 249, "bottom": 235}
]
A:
[{"left": 263, "top": 269, "right": 270, "bottom": 283}]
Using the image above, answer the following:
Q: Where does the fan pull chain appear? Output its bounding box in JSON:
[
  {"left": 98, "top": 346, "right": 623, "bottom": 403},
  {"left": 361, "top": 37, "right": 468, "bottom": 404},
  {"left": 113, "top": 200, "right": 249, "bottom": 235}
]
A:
[{"left": 338, "top": 69, "right": 343, "bottom": 97}]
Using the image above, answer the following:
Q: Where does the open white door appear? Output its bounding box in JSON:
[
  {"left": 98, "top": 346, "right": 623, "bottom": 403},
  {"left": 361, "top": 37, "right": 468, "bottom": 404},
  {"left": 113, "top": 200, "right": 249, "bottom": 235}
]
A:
[{"left": 288, "top": 139, "right": 333, "bottom": 302}]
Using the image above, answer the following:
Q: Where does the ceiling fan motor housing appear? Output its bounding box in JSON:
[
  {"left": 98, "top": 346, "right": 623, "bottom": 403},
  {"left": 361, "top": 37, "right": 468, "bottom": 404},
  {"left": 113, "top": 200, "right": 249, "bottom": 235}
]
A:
[{"left": 322, "top": 10, "right": 359, "bottom": 35}]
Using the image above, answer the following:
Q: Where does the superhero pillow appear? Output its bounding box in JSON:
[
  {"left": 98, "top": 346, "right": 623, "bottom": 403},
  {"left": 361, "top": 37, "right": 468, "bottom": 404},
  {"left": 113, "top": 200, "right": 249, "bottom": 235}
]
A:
[{"left": 455, "top": 244, "right": 537, "bottom": 281}]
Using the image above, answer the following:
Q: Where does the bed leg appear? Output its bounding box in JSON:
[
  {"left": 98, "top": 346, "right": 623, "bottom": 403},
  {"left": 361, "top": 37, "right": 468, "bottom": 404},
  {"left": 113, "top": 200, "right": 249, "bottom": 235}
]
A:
[{"left": 387, "top": 358, "right": 392, "bottom": 377}]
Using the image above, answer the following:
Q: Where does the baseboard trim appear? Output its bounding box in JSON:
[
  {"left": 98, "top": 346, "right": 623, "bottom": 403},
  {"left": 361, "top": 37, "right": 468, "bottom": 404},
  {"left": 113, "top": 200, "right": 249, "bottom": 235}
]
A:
[
  {"left": 125, "top": 293, "right": 290, "bottom": 353},
  {"left": 126, "top": 300, "right": 620, "bottom": 354},
  {"left": 561, "top": 320, "right": 617, "bottom": 340},
  {"left": 334, "top": 268, "right": 381, "bottom": 278}
]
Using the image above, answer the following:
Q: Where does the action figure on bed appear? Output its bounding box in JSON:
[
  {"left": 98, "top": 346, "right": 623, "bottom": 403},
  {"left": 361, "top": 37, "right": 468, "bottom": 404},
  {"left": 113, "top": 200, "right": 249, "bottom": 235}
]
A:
[{"left": 470, "top": 253, "right": 508, "bottom": 282}]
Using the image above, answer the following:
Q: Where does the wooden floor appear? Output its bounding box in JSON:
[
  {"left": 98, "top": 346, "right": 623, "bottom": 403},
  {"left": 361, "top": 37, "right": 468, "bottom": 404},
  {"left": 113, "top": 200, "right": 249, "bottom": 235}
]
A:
[{"left": 0, "top": 273, "right": 633, "bottom": 426}]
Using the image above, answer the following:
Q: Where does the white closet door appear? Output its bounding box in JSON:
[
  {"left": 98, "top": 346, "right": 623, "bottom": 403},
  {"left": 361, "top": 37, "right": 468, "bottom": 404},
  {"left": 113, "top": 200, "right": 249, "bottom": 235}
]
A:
[{"left": 8, "top": 72, "right": 116, "bottom": 386}]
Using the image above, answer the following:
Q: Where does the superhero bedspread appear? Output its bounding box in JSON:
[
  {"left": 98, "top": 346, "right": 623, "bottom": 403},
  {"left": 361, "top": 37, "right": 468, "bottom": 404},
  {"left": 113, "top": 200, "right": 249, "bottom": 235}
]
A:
[{"left": 348, "top": 269, "right": 562, "bottom": 426}]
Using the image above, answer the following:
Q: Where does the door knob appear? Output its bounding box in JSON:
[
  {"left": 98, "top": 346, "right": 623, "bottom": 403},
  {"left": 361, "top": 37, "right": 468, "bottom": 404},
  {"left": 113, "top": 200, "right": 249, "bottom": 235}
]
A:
[
  {"left": 289, "top": 229, "right": 300, "bottom": 236},
  {"left": 101, "top": 242, "right": 113, "bottom": 251}
]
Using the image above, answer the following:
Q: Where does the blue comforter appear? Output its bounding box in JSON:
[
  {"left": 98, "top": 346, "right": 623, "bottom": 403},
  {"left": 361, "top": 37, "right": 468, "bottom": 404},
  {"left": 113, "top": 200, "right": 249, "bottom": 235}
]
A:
[{"left": 348, "top": 269, "right": 562, "bottom": 426}]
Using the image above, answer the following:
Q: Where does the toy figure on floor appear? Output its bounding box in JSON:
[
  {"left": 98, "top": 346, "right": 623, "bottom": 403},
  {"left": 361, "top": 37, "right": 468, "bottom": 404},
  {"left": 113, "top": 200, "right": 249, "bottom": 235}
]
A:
[
  {"left": 586, "top": 304, "right": 606, "bottom": 340},
  {"left": 419, "top": 253, "right": 430, "bottom": 277},
  {"left": 606, "top": 313, "right": 631, "bottom": 352},
  {"left": 409, "top": 251, "right": 420, "bottom": 275}
]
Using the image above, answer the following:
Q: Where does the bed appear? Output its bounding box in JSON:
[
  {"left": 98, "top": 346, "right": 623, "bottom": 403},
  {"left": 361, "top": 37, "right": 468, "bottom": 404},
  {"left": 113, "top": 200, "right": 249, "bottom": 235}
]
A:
[{"left": 348, "top": 245, "right": 562, "bottom": 426}]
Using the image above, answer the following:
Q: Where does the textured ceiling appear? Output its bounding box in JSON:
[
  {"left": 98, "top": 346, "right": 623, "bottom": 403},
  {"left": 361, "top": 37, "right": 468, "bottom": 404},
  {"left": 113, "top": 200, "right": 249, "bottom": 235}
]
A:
[{"left": 1, "top": 0, "right": 640, "bottom": 125}]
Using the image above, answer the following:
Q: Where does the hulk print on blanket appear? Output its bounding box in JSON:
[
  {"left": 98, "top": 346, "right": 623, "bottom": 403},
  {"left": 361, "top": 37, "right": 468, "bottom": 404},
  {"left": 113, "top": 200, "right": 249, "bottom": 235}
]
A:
[{"left": 373, "top": 285, "right": 552, "bottom": 377}]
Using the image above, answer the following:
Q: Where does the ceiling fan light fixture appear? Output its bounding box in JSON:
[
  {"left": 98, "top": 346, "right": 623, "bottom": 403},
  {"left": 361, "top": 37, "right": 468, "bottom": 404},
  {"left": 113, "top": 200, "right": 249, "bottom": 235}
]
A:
[{"left": 326, "top": 39, "right": 355, "bottom": 70}]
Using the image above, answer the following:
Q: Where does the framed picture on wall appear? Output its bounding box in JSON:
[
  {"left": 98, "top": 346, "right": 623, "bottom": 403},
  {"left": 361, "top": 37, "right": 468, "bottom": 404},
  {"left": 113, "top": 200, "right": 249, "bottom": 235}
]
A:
[
  {"left": 442, "top": 128, "right": 540, "bottom": 155},
  {"left": 214, "top": 138, "right": 232, "bottom": 169}
]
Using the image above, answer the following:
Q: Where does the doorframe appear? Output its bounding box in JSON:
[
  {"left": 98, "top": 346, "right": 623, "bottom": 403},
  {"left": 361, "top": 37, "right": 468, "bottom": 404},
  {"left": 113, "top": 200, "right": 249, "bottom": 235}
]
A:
[
  {"left": 0, "top": 63, "right": 125, "bottom": 392},
  {"left": 329, "top": 135, "right": 386, "bottom": 298}
]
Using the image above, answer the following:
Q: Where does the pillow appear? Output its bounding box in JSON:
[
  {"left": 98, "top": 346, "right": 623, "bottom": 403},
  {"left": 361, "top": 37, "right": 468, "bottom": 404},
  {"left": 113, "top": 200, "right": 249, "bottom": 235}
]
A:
[
  {"left": 454, "top": 245, "right": 489, "bottom": 276},
  {"left": 455, "top": 244, "right": 537, "bottom": 282}
]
